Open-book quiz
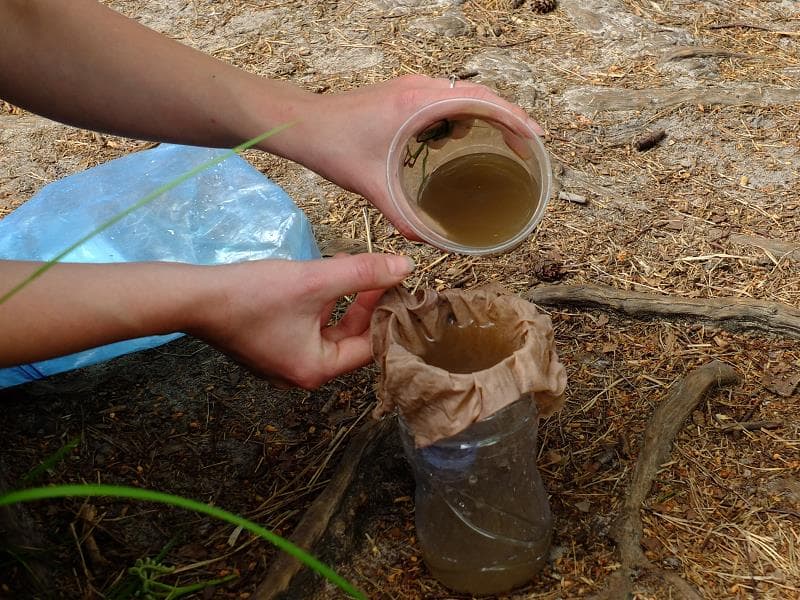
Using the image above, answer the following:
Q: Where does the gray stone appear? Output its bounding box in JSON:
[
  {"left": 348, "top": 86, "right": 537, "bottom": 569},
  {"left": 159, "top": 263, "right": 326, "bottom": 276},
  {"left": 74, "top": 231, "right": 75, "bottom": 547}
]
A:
[
  {"left": 310, "top": 48, "right": 385, "bottom": 75},
  {"left": 559, "top": 0, "right": 692, "bottom": 60},
  {"left": 464, "top": 49, "right": 537, "bottom": 87},
  {"left": 370, "top": 0, "right": 459, "bottom": 16},
  {"left": 410, "top": 11, "right": 472, "bottom": 37}
]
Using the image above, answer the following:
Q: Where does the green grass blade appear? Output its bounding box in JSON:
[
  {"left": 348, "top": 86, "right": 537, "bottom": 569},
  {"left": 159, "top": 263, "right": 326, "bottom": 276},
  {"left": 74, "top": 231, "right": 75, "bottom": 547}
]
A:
[
  {"left": 0, "top": 484, "right": 366, "bottom": 599},
  {"left": 20, "top": 436, "right": 81, "bottom": 486},
  {"left": 0, "top": 124, "right": 293, "bottom": 305}
]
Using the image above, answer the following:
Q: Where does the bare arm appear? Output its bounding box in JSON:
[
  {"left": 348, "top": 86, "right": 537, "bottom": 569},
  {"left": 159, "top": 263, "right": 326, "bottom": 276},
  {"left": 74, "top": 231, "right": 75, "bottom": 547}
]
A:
[
  {"left": 0, "top": 261, "right": 205, "bottom": 363},
  {"left": 0, "top": 0, "right": 543, "bottom": 236},
  {"left": 0, "top": 0, "right": 298, "bottom": 147},
  {"left": 0, "top": 255, "right": 414, "bottom": 389}
]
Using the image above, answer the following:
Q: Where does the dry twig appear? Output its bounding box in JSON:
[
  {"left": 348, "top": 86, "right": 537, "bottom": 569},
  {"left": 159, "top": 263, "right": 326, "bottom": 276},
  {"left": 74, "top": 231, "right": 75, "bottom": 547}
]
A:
[{"left": 661, "top": 46, "right": 751, "bottom": 61}]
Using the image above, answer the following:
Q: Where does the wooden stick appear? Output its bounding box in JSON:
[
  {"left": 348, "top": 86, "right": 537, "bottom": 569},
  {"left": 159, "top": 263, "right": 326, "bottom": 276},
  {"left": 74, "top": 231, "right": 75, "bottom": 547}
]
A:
[{"left": 720, "top": 420, "right": 781, "bottom": 432}]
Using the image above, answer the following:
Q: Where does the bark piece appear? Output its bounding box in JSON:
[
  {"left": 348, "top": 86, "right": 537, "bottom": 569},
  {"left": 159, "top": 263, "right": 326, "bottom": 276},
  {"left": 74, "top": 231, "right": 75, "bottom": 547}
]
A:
[{"left": 632, "top": 129, "right": 666, "bottom": 151}]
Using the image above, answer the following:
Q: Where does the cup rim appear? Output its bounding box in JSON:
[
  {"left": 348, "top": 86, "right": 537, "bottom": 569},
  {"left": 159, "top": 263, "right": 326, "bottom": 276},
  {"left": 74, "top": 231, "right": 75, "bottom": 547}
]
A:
[{"left": 386, "top": 97, "right": 552, "bottom": 256}]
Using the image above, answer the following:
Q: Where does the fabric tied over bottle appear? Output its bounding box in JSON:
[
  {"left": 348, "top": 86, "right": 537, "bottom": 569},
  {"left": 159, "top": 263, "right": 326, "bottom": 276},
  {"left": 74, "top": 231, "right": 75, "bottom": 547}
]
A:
[{"left": 371, "top": 284, "right": 567, "bottom": 447}]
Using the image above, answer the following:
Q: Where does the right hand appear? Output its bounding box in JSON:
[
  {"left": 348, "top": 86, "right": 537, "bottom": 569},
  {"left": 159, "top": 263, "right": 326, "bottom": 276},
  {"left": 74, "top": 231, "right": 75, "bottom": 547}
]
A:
[{"left": 192, "top": 253, "right": 415, "bottom": 389}]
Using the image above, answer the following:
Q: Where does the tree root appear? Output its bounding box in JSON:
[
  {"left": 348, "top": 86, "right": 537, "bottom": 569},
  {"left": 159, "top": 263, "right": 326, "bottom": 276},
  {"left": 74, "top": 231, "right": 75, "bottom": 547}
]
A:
[
  {"left": 593, "top": 360, "right": 740, "bottom": 599},
  {"left": 527, "top": 283, "right": 800, "bottom": 339},
  {"left": 252, "top": 416, "right": 396, "bottom": 600}
]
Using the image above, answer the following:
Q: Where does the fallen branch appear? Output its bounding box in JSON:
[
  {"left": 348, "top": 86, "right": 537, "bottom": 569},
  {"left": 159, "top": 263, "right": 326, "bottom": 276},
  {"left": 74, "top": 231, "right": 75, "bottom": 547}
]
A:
[
  {"left": 661, "top": 46, "right": 751, "bottom": 61},
  {"left": 729, "top": 233, "right": 799, "bottom": 262},
  {"left": 708, "top": 22, "right": 800, "bottom": 36},
  {"left": 594, "top": 361, "right": 740, "bottom": 599},
  {"left": 719, "top": 420, "right": 781, "bottom": 433},
  {"left": 252, "top": 416, "right": 394, "bottom": 600},
  {"left": 564, "top": 84, "right": 800, "bottom": 113},
  {"left": 708, "top": 22, "right": 772, "bottom": 32},
  {"left": 527, "top": 283, "right": 800, "bottom": 339}
]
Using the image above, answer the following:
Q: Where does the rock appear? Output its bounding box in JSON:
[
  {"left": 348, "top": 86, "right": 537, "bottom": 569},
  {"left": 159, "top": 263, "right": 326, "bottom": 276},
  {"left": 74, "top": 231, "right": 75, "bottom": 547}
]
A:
[
  {"left": 558, "top": 191, "right": 587, "bottom": 204},
  {"left": 464, "top": 49, "right": 537, "bottom": 87},
  {"left": 559, "top": 0, "right": 691, "bottom": 54},
  {"left": 370, "top": 0, "right": 460, "bottom": 16},
  {"left": 310, "top": 48, "right": 385, "bottom": 74},
  {"left": 410, "top": 10, "right": 472, "bottom": 37}
]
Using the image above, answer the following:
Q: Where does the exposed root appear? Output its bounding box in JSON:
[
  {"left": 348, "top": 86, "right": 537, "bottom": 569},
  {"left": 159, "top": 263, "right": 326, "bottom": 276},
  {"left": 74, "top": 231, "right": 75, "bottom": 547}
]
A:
[
  {"left": 528, "top": 283, "right": 800, "bottom": 339},
  {"left": 593, "top": 360, "right": 740, "bottom": 599},
  {"left": 253, "top": 417, "right": 394, "bottom": 600}
]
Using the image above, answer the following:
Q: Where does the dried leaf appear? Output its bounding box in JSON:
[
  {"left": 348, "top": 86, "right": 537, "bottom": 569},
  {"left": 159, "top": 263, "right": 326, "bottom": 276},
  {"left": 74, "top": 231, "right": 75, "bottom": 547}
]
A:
[{"left": 763, "top": 371, "right": 800, "bottom": 397}]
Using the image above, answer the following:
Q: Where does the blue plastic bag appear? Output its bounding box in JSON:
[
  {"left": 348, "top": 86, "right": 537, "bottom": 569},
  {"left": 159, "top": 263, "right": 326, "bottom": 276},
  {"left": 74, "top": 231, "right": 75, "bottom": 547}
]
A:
[{"left": 0, "top": 143, "right": 320, "bottom": 388}]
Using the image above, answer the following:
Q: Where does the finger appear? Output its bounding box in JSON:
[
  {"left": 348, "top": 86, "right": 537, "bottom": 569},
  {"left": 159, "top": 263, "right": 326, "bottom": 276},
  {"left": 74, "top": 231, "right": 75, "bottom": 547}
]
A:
[
  {"left": 449, "top": 118, "right": 474, "bottom": 140},
  {"left": 319, "top": 253, "right": 352, "bottom": 325},
  {"left": 308, "top": 253, "right": 415, "bottom": 301},
  {"left": 387, "top": 211, "right": 423, "bottom": 242},
  {"left": 529, "top": 119, "right": 546, "bottom": 137},
  {"left": 384, "top": 211, "right": 422, "bottom": 242},
  {"left": 323, "top": 289, "right": 386, "bottom": 343},
  {"left": 502, "top": 130, "right": 534, "bottom": 161},
  {"left": 366, "top": 192, "right": 422, "bottom": 241},
  {"left": 321, "top": 331, "right": 374, "bottom": 379},
  {"left": 424, "top": 118, "right": 474, "bottom": 150}
]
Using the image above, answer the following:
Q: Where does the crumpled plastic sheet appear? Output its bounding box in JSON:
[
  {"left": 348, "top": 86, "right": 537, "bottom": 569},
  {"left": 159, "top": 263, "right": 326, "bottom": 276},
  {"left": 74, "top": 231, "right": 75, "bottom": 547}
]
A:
[{"left": 0, "top": 143, "right": 319, "bottom": 388}]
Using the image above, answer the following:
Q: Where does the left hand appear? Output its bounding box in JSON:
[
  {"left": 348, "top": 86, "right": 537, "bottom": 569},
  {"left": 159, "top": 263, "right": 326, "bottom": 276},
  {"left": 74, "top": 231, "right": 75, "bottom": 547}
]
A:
[{"left": 264, "top": 75, "right": 544, "bottom": 240}]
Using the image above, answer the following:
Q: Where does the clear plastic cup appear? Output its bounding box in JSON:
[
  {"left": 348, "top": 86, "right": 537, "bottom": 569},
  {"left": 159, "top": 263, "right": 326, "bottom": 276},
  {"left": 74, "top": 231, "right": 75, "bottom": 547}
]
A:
[{"left": 386, "top": 97, "right": 552, "bottom": 255}]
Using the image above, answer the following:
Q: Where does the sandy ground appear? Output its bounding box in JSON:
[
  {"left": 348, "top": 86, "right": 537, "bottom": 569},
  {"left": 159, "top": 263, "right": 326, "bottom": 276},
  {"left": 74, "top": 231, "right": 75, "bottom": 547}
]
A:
[{"left": 1, "top": 0, "right": 799, "bottom": 598}]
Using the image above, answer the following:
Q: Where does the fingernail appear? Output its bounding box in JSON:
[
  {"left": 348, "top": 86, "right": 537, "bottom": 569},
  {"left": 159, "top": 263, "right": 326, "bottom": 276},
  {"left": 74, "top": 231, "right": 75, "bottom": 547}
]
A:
[{"left": 389, "top": 255, "right": 415, "bottom": 276}]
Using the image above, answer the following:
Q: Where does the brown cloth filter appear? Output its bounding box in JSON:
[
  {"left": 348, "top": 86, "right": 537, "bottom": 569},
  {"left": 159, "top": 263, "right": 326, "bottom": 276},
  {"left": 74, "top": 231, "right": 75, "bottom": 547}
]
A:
[{"left": 371, "top": 284, "right": 567, "bottom": 447}]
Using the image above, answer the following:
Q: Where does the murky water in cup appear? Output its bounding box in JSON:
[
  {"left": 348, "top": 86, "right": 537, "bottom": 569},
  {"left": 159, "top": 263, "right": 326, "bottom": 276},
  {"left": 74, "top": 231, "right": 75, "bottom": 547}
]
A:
[{"left": 386, "top": 98, "right": 552, "bottom": 255}]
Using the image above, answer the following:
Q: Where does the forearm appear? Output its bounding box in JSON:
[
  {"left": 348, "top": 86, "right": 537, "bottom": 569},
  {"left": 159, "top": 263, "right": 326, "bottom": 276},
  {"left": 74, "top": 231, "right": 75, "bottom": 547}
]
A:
[
  {"left": 0, "top": 0, "right": 310, "bottom": 148},
  {"left": 0, "top": 261, "right": 214, "bottom": 366}
]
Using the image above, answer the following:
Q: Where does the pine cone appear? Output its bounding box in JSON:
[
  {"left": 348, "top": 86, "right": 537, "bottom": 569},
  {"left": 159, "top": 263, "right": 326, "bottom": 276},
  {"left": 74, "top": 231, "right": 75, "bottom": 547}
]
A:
[{"left": 530, "top": 0, "right": 557, "bottom": 13}]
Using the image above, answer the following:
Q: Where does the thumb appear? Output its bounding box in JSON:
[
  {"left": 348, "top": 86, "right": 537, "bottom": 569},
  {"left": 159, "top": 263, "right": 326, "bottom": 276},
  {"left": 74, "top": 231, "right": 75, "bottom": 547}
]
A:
[{"left": 312, "top": 253, "right": 415, "bottom": 299}]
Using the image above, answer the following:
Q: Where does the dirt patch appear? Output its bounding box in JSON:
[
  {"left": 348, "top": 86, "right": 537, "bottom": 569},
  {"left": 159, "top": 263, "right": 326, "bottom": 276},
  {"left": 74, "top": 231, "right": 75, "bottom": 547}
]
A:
[{"left": 1, "top": 0, "right": 799, "bottom": 598}]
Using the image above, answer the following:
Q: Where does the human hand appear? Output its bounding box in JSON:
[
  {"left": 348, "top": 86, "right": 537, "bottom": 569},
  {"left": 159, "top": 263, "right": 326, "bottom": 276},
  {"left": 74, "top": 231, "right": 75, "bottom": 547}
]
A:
[
  {"left": 264, "top": 75, "right": 544, "bottom": 240},
  {"left": 191, "top": 253, "right": 415, "bottom": 389}
]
